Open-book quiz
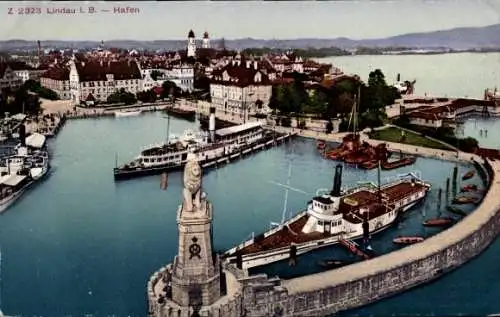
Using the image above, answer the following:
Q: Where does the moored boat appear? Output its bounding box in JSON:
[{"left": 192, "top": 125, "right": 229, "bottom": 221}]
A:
[
  {"left": 114, "top": 121, "right": 283, "bottom": 180},
  {"left": 393, "top": 236, "right": 424, "bottom": 245},
  {"left": 462, "top": 169, "right": 475, "bottom": 180},
  {"left": 381, "top": 157, "right": 417, "bottom": 170},
  {"left": 0, "top": 145, "right": 50, "bottom": 213},
  {"left": 452, "top": 195, "right": 478, "bottom": 205},
  {"left": 423, "top": 217, "right": 454, "bottom": 227},
  {"left": 224, "top": 165, "right": 431, "bottom": 269},
  {"left": 165, "top": 107, "right": 196, "bottom": 121},
  {"left": 461, "top": 184, "right": 478, "bottom": 192},
  {"left": 317, "top": 141, "right": 326, "bottom": 150},
  {"left": 115, "top": 109, "right": 142, "bottom": 117}
]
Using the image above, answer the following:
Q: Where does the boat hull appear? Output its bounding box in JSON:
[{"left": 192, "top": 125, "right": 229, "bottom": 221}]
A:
[
  {"left": 115, "top": 111, "right": 142, "bottom": 117},
  {"left": 225, "top": 194, "right": 427, "bottom": 269},
  {"left": 114, "top": 132, "right": 293, "bottom": 180}
]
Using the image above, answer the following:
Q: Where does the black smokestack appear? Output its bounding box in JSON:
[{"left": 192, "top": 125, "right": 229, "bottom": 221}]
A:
[
  {"left": 331, "top": 164, "right": 343, "bottom": 197},
  {"left": 397, "top": 73, "right": 401, "bottom": 82},
  {"left": 19, "top": 124, "right": 26, "bottom": 146}
]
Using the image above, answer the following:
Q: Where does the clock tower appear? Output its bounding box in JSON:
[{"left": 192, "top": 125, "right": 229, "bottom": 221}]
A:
[{"left": 170, "top": 152, "right": 221, "bottom": 308}]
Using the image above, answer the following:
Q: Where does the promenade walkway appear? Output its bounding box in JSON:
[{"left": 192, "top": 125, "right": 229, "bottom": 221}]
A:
[
  {"left": 284, "top": 158, "right": 500, "bottom": 293},
  {"left": 270, "top": 125, "right": 476, "bottom": 163}
]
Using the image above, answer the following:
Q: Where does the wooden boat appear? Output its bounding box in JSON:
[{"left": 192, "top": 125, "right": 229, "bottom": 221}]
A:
[
  {"left": 160, "top": 172, "right": 168, "bottom": 190},
  {"left": 360, "top": 160, "right": 378, "bottom": 170},
  {"left": 317, "top": 259, "right": 346, "bottom": 269},
  {"left": 317, "top": 141, "right": 326, "bottom": 150},
  {"left": 460, "top": 184, "right": 478, "bottom": 192},
  {"left": 381, "top": 157, "right": 417, "bottom": 170},
  {"left": 392, "top": 236, "right": 424, "bottom": 245},
  {"left": 452, "top": 195, "right": 478, "bottom": 205},
  {"left": 115, "top": 109, "right": 142, "bottom": 117},
  {"left": 423, "top": 217, "right": 454, "bottom": 227},
  {"left": 165, "top": 107, "right": 196, "bottom": 121},
  {"left": 446, "top": 205, "right": 467, "bottom": 216},
  {"left": 462, "top": 169, "right": 475, "bottom": 180}
]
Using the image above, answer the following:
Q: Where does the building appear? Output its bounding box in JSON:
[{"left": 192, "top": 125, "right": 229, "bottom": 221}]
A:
[
  {"left": 40, "top": 65, "right": 71, "bottom": 99},
  {"left": 210, "top": 56, "right": 273, "bottom": 117},
  {"left": 69, "top": 58, "right": 142, "bottom": 105},
  {"left": 140, "top": 65, "right": 194, "bottom": 92},
  {"left": 4, "top": 61, "right": 45, "bottom": 83},
  {"left": 0, "top": 63, "right": 23, "bottom": 91},
  {"left": 187, "top": 30, "right": 196, "bottom": 58}
]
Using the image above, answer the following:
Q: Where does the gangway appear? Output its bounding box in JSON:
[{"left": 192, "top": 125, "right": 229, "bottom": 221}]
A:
[{"left": 339, "top": 239, "right": 371, "bottom": 260}]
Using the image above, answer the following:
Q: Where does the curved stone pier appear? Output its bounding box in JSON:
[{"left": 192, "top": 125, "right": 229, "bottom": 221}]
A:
[{"left": 273, "top": 157, "right": 499, "bottom": 316}]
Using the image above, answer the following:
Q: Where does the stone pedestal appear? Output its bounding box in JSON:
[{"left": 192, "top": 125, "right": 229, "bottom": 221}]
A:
[{"left": 170, "top": 198, "right": 221, "bottom": 307}]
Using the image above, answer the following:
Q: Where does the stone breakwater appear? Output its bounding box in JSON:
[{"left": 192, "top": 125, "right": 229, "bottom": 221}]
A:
[{"left": 148, "top": 157, "right": 500, "bottom": 317}]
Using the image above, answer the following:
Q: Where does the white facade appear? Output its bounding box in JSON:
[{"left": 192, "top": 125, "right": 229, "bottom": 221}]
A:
[
  {"left": 69, "top": 60, "right": 141, "bottom": 105},
  {"left": 0, "top": 67, "right": 22, "bottom": 91},
  {"left": 141, "top": 66, "right": 194, "bottom": 92},
  {"left": 210, "top": 81, "right": 272, "bottom": 115},
  {"left": 40, "top": 77, "right": 70, "bottom": 99}
]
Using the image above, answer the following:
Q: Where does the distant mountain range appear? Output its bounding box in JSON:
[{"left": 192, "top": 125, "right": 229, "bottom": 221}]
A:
[{"left": 1, "top": 23, "right": 500, "bottom": 52}]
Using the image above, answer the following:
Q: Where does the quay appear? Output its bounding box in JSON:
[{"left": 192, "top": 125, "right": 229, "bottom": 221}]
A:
[{"left": 147, "top": 150, "right": 500, "bottom": 316}]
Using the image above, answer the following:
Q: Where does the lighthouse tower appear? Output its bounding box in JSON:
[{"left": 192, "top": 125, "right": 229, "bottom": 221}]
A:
[
  {"left": 187, "top": 30, "right": 196, "bottom": 58},
  {"left": 202, "top": 31, "right": 210, "bottom": 49}
]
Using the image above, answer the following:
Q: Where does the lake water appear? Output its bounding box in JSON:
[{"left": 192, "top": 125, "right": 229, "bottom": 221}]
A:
[
  {"left": 2, "top": 53, "right": 500, "bottom": 316},
  {"left": 318, "top": 52, "right": 500, "bottom": 99}
]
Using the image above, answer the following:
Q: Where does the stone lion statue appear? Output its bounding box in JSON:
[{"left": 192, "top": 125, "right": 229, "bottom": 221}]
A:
[{"left": 182, "top": 152, "right": 202, "bottom": 212}]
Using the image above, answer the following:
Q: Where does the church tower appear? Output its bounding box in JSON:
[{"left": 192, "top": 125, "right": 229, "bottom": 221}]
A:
[
  {"left": 187, "top": 30, "right": 197, "bottom": 58},
  {"left": 202, "top": 31, "right": 210, "bottom": 49},
  {"left": 170, "top": 152, "right": 221, "bottom": 309}
]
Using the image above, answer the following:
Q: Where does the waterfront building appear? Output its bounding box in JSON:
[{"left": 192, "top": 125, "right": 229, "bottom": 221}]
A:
[
  {"left": 210, "top": 55, "right": 273, "bottom": 116},
  {"left": 40, "top": 61, "right": 71, "bottom": 100},
  {"left": 69, "top": 58, "right": 142, "bottom": 105}
]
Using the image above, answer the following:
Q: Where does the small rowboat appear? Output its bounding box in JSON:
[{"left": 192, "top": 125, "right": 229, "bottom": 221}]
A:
[
  {"left": 423, "top": 217, "right": 454, "bottom": 227},
  {"left": 393, "top": 236, "right": 424, "bottom": 245},
  {"left": 317, "top": 141, "right": 326, "bottom": 150},
  {"left": 446, "top": 205, "right": 467, "bottom": 216},
  {"left": 461, "top": 184, "right": 478, "bottom": 192},
  {"left": 462, "top": 169, "right": 475, "bottom": 180},
  {"left": 452, "top": 196, "right": 478, "bottom": 205}
]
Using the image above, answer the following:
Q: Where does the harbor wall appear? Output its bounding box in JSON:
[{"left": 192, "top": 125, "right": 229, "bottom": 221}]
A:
[{"left": 238, "top": 157, "right": 499, "bottom": 316}]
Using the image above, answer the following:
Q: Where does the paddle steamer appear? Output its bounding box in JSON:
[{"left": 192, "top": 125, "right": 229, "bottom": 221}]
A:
[
  {"left": 113, "top": 107, "right": 286, "bottom": 180},
  {"left": 224, "top": 164, "right": 431, "bottom": 269}
]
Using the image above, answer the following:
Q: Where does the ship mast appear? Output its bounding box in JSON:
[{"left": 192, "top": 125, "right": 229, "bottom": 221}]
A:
[
  {"left": 163, "top": 115, "right": 171, "bottom": 144},
  {"left": 377, "top": 159, "right": 382, "bottom": 204}
]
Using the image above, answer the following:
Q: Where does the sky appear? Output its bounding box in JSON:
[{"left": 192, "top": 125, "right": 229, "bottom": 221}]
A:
[{"left": 0, "top": 0, "right": 499, "bottom": 41}]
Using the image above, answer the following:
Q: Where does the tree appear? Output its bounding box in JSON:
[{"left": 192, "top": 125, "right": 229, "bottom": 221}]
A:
[
  {"left": 107, "top": 88, "right": 136, "bottom": 105},
  {"left": 150, "top": 70, "right": 163, "bottom": 81},
  {"left": 136, "top": 89, "right": 157, "bottom": 103},
  {"left": 23, "top": 79, "right": 59, "bottom": 100},
  {"left": 161, "top": 81, "right": 180, "bottom": 100}
]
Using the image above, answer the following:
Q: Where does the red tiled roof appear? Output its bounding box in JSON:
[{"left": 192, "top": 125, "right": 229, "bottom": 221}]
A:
[
  {"left": 211, "top": 63, "right": 271, "bottom": 87},
  {"left": 75, "top": 60, "right": 141, "bottom": 82},
  {"left": 41, "top": 65, "right": 70, "bottom": 81}
]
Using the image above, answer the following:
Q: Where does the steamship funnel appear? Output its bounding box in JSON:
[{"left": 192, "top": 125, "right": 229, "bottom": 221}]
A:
[{"left": 331, "top": 164, "right": 343, "bottom": 197}]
